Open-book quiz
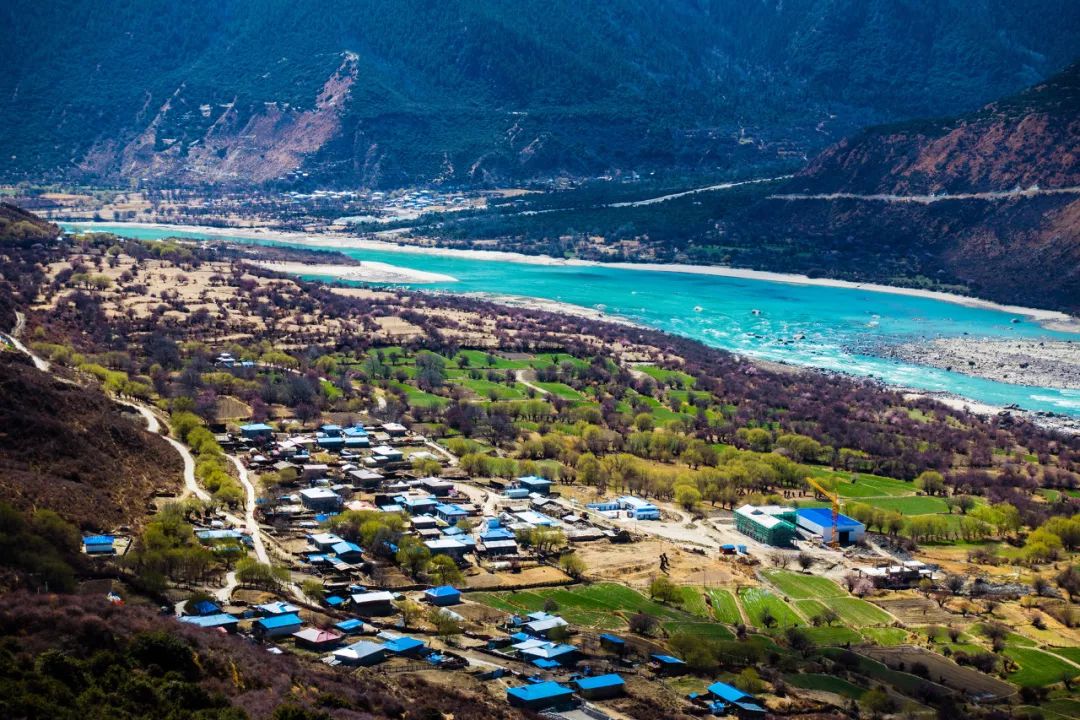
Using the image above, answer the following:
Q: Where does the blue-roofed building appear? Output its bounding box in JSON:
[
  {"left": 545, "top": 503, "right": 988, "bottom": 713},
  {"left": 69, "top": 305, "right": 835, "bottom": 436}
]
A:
[
  {"left": 651, "top": 653, "right": 688, "bottom": 676},
  {"left": 334, "top": 618, "right": 365, "bottom": 635},
  {"left": 424, "top": 585, "right": 461, "bottom": 606},
  {"left": 319, "top": 424, "right": 343, "bottom": 437},
  {"left": 434, "top": 503, "right": 469, "bottom": 523},
  {"left": 599, "top": 633, "right": 625, "bottom": 653},
  {"left": 618, "top": 495, "right": 661, "bottom": 520},
  {"left": 316, "top": 436, "right": 346, "bottom": 451},
  {"left": 506, "top": 681, "right": 574, "bottom": 711},
  {"left": 517, "top": 476, "right": 552, "bottom": 495},
  {"left": 253, "top": 612, "right": 303, "bottom": 639},
  {"left": 707, "top": 681, "right": 767, "bottom": 717},
  {"left": 332, "top": 640, "right": 387, "bottom": 666},
  {"left": 180, "top": 613, "right": 239, "bottom": 632},
  {"left": 343, "top": 425, "right": 368, "bottom": 437},
  {"left": 344, "top": 435, "right": 371, "bottom": 449},
  {"left": 239, "top": 423, "right": 273, "bottom": 440},
  {"left": 513, "top": 639, "right": 578, "bottom": 666},
  {"left": 325, "top": 595, "right": 346, "bottom": 608},
  {"left": 574, "top": 673, "right": 625, "bottom": 700},
  {"left": 400, "top": 496, "right": 438, "bottom": 515},
  {"left": 188, "top": 599, "right": 222, "bottom": 616},
  {"left": 505, "top": 487, "right": 530, "bottom": 500},
  {"left": 83, "top": 535, "right": 115, "bottom": 555},
  {"left": 383, "top": 635, "right": 428, "bottom": 657},
  {"left": 330, "top": 541, "right": 363, "bottom": 562},
  {"left": 256, "top": 601, "right": 300, "bottom": 616},
  {"left": 480, "top": 526, "right": 515, "bottom": 541},
  {"left": 795, "top": 507, "right": 866, "bottom": 545},
  {"left": 300, "top": 487, "right": 341, "bottom": 511}
]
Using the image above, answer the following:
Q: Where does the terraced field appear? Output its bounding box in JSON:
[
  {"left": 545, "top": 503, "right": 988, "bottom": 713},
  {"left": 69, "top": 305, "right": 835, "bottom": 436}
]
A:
[
  {"left": 1005, "top": 646, "right": 1080, "bottom": 688},
  {"left": 784, "top": 673, "right": 866, "bottom": 699},
  {"left": 739, "top": 587, "right": 803, "bottom": 629},
  {"left": 765, "top": 570, "right": 845, "bottom": 599},
  {"left": 706, "top": 588, "right": 742, "bottom": 624},
  {"left": 470, "top": 583, "right": 692, "bottom": 631}
]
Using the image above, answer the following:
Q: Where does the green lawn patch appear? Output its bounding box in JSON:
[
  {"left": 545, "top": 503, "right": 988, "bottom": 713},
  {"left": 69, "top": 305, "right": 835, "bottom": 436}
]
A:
[
  {"left": 674, "top": 587, "right": 711, "bottom": 618},
  {"left": 823, "top": 597, "right": 894, "bottom": 627},
  {"left": 801, "top": 625, "right": 863, "bottom": 646},
  {"left": 535, "top": 381, "right": 584, "bottom": 400},
  {"left": 869, "top": 495, "right": 949, "bottom": 515},
  {"left": 1005, "top": 646, "right": 1080, "bottom": 688},
  {"left": 861, "top": 627, "right": 910, "bottom": 646},
  {"left": 664, "top": 621, "right": 734, "bottom": 640},
  {"left": 707, "top": 588, "right": 742, "bottom": 624},
  {"left": 739, "top": 587, "right": 803, "bottom": 629},
  {"left": 1047, "top": 646, "right": 1080, "bottom": 665},
  {"left": 784, "top": 673, "right": 866, "bottom": 699},
  {"left": 765, "top": 570, "right": 845, "bottom": 599}
]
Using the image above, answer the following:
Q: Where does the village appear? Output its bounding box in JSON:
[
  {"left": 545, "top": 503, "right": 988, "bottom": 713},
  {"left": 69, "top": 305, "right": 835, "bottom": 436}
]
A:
[{"left": 76, "top": 403, "right": 967, "bottom": 720}]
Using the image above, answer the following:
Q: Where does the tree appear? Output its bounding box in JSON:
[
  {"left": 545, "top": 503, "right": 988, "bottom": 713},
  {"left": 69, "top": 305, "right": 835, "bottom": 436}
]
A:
[
  {"left": 734, "top": 667, "right": 765, "bottom": 693},
  {"left": 785, "top": 627, "right": 816, "bottom": 657},
  {"left": 428, "top": 554, "right": 464, "bottom": 586},
  {"left": 649, "top": 575, "right": 681, "bottom": 604},
  {"left": 397, "top": 599, "right": 425, "bottom": 628},
  {"left": 675, "top": 484, "right": 701, "bottom": 511},
  {"left": 301, "top": 579, "right": 326, "bottom": 603},
  {"left": 428, "top": 608, "right": 463, "bottom": 642},
  {"left": 558, "top": 553, "right": 586, "bottom": 579},
  {"left": 628, "top": 612, "right": 658, "bottom": 635},
  {"left": 759, "top": 607, "right": 777, "bottom": 629},
  {"left": 861, "top": 687, "right": 895, "bottom": 718},
  {"left": 396, "top": 537, "right": 431, "bottom": 578},
  {"left": 797, "top": 552, "right": 815, "bottom": 571},
  {"left": 1056, "top": 565, "right": 1080, "bottom": 600},
  {"left": 914, "top": 470, "right": 946, "bottom": 496}
]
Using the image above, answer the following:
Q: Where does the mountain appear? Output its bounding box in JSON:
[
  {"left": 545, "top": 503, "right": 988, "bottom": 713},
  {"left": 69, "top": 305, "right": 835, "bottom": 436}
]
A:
[
  {"left": 3, "top": 0, "right": 1079, "bottom": 188},
  {"left": 759, "top": 62, "right": 1080, "bottom": 311}
]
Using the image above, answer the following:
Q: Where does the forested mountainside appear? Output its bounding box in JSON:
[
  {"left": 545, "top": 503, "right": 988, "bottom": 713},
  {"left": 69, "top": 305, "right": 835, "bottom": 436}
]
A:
[{"left": 3, "top": 0, "right": 1079, "bottom": 188}]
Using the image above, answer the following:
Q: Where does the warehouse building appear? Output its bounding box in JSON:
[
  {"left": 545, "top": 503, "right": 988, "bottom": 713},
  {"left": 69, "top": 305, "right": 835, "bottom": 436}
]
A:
[
  {"left": 734, "top": 504, "right": 798, "bottom": 546},
  {"left": 795, "top": 507, "right": 866, "bottom": 545}
]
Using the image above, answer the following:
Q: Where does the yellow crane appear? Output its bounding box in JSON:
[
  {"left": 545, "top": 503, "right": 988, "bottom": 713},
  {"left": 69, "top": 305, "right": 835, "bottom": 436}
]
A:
[{"left": 805, "top": 476, "right": 841, "bottom": 548}]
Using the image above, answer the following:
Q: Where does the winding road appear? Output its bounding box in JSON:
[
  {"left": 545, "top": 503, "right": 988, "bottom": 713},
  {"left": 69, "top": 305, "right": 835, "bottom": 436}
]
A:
[{"left": 769, "top": 185, "right": 1080, "bottom": 205}]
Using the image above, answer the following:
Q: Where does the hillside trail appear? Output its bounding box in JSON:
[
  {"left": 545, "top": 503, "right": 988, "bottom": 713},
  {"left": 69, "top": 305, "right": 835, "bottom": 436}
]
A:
[{"left": 769, "top": 185, "right": 1080, "bottom": 204}]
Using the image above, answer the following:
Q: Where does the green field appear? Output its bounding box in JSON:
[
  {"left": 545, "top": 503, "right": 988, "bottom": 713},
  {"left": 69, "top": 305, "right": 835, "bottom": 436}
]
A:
[
  {"left": 824, "top": 597, "right": 894, "bottom": 627},
  {"left": 801, "top": 625, "right": 863, "bottom": 646},
  {"left": 1005, "top": 646, "right": 1080, "bottom": 688},
  {"left": 739, "top": 587, "right": 803, "bottom": 629},
  {"left": 454, "top": 377, "right": 528, "bottom": 400},
  {"left": 784, "top": 673, "right": 866, "bottom": 699},
  {"left": 674, "top": 587, "right": 711, "bottom": 618},
  {"left": 534, "top": 381, "right": 585, "bottom": 400},
  {"left": 867, "top": 496, "right": 949, "bottom": 515},
  {"left": 664, "top": 621, "right": 735, "bottom": 640},
  {"left": 706, "top": 588, "right": 742, "bottom": 624},
  {"left": 765, "top": 570, "right": 845, "bottom": 599},
  {"left": 470, "top": 583, "right": 692, "bottom": 631},
  {"left": 1048, "top": 646, "right": 1080, "bottom": 665},
  {"left": 860, "top": 627, "right": 910, "bottom": 646}
]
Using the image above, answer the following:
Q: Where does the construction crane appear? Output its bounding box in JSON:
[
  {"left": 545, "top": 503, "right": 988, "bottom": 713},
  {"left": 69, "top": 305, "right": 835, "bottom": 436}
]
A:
[{"left": 805, "top": 476, "right": 841, "bottom": 549}]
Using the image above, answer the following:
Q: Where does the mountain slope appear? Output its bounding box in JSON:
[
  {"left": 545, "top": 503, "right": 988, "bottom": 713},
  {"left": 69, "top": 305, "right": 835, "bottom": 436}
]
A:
[
  {"left": 757, "top": 63, "right": 1080, "bottom": 311},
  {"left": 3, "top": 0, "right": 1079, "bottom": 187}
]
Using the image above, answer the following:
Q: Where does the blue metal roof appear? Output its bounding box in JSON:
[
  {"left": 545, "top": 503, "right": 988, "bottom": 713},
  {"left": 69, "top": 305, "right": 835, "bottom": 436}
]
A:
[
  {"left": 425, "top": 585, "right": 461, "bottom": 597},
  {"left": 256, "top": 613, "right": 302, "bottom": 629},
  {"left": 575, "top": 674, "right": 624, "bottom": 690},
  {"left": 707, "top": 681, "right": 750, "bottom": 703},
  {"left": 651, "top": 653, "right": 686, "bottom": 665},
  {"left": 506, "top": 681, "right": 572, "bottom": 702},
  {"left": 83, "top": 535, "right": 114, "bottom": 545},
  {"left": 384, "top": 636, "right": 425, "bottom": 654},
  {"left": 331, "top": 541, "right": 363, "bottom": 555},
  {"left": 335, "top": 618, "right": 364, "bottom": 631},
  {"left": 180, "top": 613, "right": 237, "bottom": 628},
  {"left": 240, "top": 423, "right": 273, "bottom": 432},
  {"left": 796, "top": 507, "right": 864, "bottom": 530},
  {"left": 598, "top": 633, "right": 624, "bottom": 644},
  {"left": 191, "top": 599, "right": 221, "bottom": 615}
]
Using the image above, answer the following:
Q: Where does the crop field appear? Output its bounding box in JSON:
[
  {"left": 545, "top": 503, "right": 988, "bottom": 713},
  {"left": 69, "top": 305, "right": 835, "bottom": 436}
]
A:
[
  {"left": 534, "top": 381, "right": 585, "bottom": 400},
  {"left": 1005, "top": 646, "right": 1080, "bottom": 688},
  {"left": 825, "top": 597, "right": 894, "bottom": 627},
  {"left": 860, "top": 627, "right": 909, "bottom": 646},
  {"left": 784, "top": 673, "right": 866, "bottom": 699},
  {"left": 765, "top": 570, "right": 845, "bottom": 599},
  {"left": 739, "top": 587, "right": 803, "bottom": 629},
  {"left": 664, "top": 621, "right": 735, "bottom": 640},
  {"left": 867, "top": 496, "right": 949, "bottom": 515},
  {"left": 470, "top": 583, "right": 691, "bottom": 631},
  {"left": 1048, "top": 646, "right": 1080, "bottom": 665},
  {"left": 802, "top": 625, "right": 863, "bottom": 646},
  {"left": 706, "top": 588, "right": 742, "bottom": 624},
  {"left": 861, "top": 646, "right": 1015, "bottom": 698}
]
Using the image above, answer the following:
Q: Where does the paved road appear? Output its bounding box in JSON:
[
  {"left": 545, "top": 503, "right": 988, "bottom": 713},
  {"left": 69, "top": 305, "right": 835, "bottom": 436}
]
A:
[{"left": 226, "top": 454, "right": 270, "bottom": 564}]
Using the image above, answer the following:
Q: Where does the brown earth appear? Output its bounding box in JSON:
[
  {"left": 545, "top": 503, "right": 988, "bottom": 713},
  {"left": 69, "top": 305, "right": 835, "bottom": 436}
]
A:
[{"left": 0, "top": 352, "right": 182, "bottom": 530}]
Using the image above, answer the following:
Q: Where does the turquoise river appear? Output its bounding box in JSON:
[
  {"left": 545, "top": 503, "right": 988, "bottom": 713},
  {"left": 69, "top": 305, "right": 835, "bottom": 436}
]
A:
[{"left": 64, "top": 223, "right": 1080, "bottom": 418}]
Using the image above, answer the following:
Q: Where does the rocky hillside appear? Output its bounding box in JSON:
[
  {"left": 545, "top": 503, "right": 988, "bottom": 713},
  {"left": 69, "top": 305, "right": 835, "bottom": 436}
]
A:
[
  {"left": 3, "top": 0, "right": 1079, "bottom": 187},
  {"left": 791, "top": 62, "right": 1080, "bottom": 195},
  {"left": 752, "top": 63, "right": 1080, "bottom": 311}
]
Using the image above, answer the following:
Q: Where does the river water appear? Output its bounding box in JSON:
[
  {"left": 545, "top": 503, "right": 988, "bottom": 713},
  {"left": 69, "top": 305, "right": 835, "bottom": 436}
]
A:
[{"left": 65, "top": 223, "right": 1080, "bottom": 417}]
